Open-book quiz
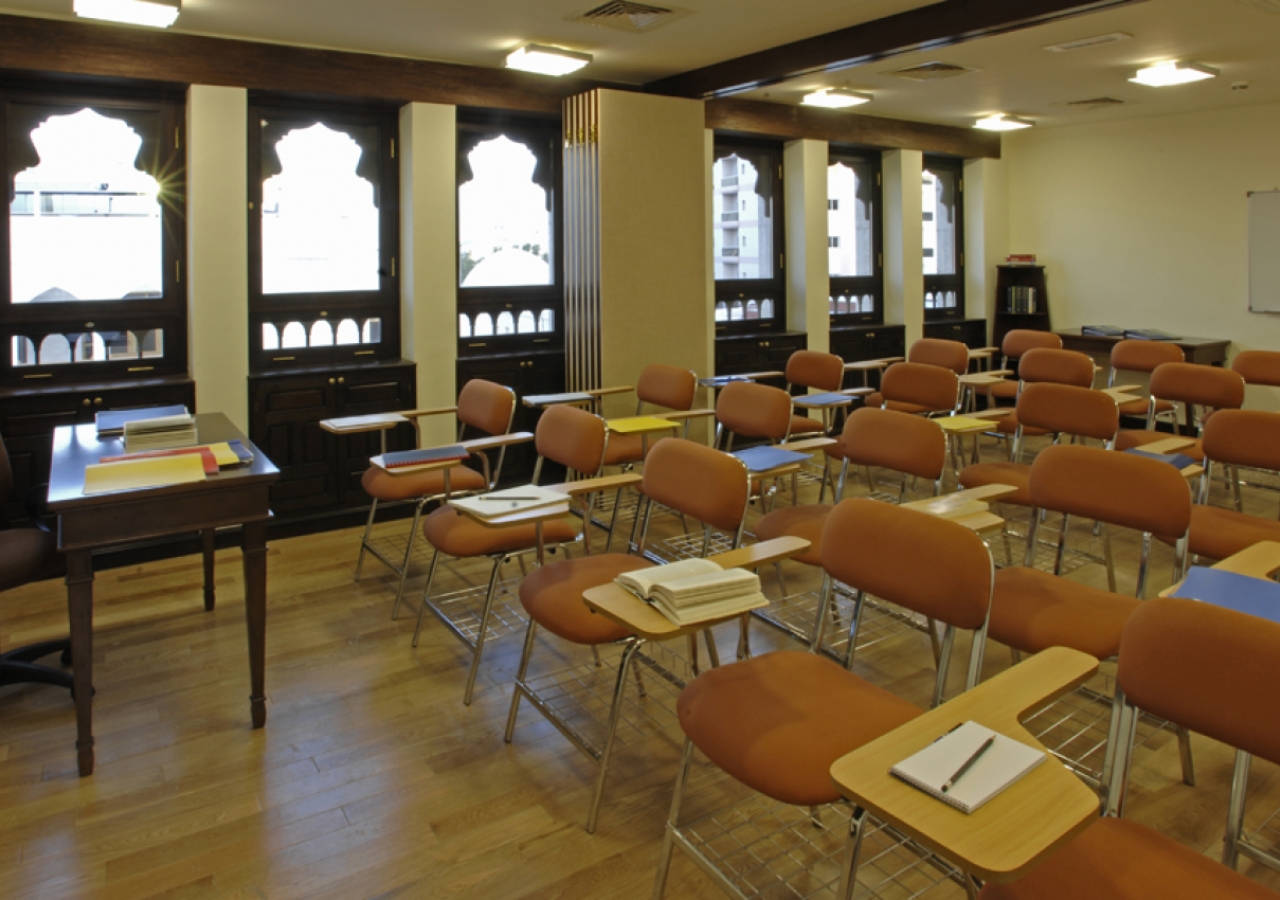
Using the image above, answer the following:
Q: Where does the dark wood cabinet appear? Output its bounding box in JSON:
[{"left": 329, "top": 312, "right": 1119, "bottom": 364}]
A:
[
  {"left": 248, "top": 360, "right": 416, "bottom": 523},
  {"left": 830, "top": 324, "right": 906, "bottom": 389},
  {"left": 457, "top": 349, "right": 566, "bottom": 485},
  {"left": 924, "top": 317, "right": 988, "bottom": 350},
  {"left": 993, "top": 265, "right": 1051, "bottom": 350},
  {"left": 0, "top": 376, "right": 196, "bottom": 526},
  {"left": 714, "top": 332, "right": 807, "bottom": 378}
]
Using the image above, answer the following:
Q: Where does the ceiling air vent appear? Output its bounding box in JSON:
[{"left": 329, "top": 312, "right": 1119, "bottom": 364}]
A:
[
  {"left": 1053, "top": 97, "right": 1128, "bottom": 110},
  {"left": 886, "top": 61, "right": 979, "bottom": 81},
  {"left": 571, "top": 1, "right": 690, "bottom": 33},
  {"left": 1043, "top": 32, "right": 1132, "bottom": 52}
]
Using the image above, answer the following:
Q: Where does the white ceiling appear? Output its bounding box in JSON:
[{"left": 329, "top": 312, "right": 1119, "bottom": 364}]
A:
[{"left": 1, "top": 0, "right": 1278, "bottom": 129}]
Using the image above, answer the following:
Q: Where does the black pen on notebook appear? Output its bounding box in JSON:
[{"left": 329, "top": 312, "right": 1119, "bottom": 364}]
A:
[{"left": 941, "top": 735, "right": 995, "bottom": 794}]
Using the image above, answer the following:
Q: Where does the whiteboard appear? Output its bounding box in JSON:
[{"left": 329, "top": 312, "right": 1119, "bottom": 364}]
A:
[{"left": 1249, "top": 190, "right": 1280, "bottom": 313}]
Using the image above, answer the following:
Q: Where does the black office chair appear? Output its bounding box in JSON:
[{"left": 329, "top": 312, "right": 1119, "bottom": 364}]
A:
[{"left": 0, "top": 431, "right": 70, "bottom": 692}]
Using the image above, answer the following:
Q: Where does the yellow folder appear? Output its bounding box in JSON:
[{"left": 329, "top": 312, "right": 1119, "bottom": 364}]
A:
[{"left": 83, "top": 454, "right": 207, "bottom": 495}]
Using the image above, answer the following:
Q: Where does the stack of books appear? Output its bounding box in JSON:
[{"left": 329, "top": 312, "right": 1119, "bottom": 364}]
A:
[
  {"left": 1004, "top": 253, "right": 1038, "bottom": 266},
  {"left": 122, "top": 413, "right": 198, "bottom": 453},
  {"left": 1006, "top": 285, "right": 1038, "bottom": 313},
  {"left": 96, "top": 404, "right": 189, "bottom": 437},
  {"left": 615, "top": 558, "right": 768, "bottom": 626}
]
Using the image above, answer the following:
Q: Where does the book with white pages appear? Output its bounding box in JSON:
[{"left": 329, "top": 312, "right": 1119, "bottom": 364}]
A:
[
  {"left": 615, "top": 558, "right": 768, "bottom": 625},
  {"left": 889, "top": 720, "right": 1047, "bottom": 814},
  {"left": 448, "top": 484, "right": 569, "bottom": 519}
]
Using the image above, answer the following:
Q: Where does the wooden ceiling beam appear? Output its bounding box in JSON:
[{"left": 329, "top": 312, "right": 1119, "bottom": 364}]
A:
[{"left": 645, "top": 0, "right": 1150, "bottom": 99}]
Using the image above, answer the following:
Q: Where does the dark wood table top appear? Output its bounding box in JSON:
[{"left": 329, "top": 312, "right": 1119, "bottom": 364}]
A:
[
  {"left": 1054, "top": 330, "right": 1231, "bottom": 366},
  {"left": 47, "top": 412, "right": 279, "bottom": 519}
]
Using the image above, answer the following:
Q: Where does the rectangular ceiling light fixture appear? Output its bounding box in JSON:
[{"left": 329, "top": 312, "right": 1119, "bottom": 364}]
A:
[
  {"left": 506, "top": 43, "right": 593, "bottom": 76},
  {"left": 74, "top": 0, "right": 180, "bottom": 27},
  {"left": 975, "top": 114, "right": 1034, "bottom": 131},
  {"left": 1129, "top": 61, "right": 1219, "bottom": 87},
  {"left": 801, "top": 88, "right": 873, "bottom": 109},
  {"left": 1043, "top": 32, "right": 1132, "bottom": 52}
]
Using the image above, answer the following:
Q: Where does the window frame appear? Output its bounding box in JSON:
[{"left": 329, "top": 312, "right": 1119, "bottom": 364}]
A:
[
  {"left": 456, "top": 111, "right": 563, "bottom": 357},
  {"left": 712, "top": 137, "right": 786, "bottom": 337},
  {"left": 922, "top": 154, "right": 965, "bottom": 322},
  {"left": 0, "top": 78, "right": 188, "bottom": 386},
  {"left": 247, "top": 94, "right": 401, "bottom": 372},
  {"left": 827, "top": 146, "right": 884, "bottom": 327}
]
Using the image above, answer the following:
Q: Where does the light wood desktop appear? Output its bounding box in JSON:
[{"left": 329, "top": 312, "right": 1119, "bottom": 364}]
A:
[{"left": 829, "top": 646, "right": 1101, "bottom": 883}]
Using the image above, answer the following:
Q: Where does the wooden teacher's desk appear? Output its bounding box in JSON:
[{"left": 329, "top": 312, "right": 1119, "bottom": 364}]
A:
[
  {"left": 1055, "top": 331, "right": 1231, "bottom": 367},
  {"left": 46, "top": 413, "right": 279, "bottom": 776}
]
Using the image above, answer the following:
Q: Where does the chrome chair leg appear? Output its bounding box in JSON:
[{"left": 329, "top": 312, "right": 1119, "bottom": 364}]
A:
[
  {"left": 586, "top": 638, "right": 644, "bottom": 833},
  {"left": 835, "top": 804, "right": 869, "bottom": 900},
  {"left": 354, "top": 497, "right": 380, "bottom": 580},
  {"left": 463, "top": 556, "right": 505, "bottom": 705},
  {"left": 1223, "top": 749, "right": 1252, "bottom": 869},
  {"left": 390, "top": 498, "right": 428, "bottom": 620},
  {"left": 504, "top": 618, "right": 540, "bottom": 743},
  {"left": 651, "top": 738, "right": 696, "bottom": 900},
  {"left": 1177, "top": 725, "right": 1196, "bottom": 786},
  {"left": 410, "top": 549, "right": 443, "bottom": 647}
]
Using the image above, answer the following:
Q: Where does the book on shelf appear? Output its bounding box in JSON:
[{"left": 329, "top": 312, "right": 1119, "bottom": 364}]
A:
[
  {"left": 372, "top": 444, "right": 469, "bottom": 472},
  {"left": 889, "top": 720, "right": 1047, "bottom": 815},
  {"left": 614, "top": 557, "right": 769, "bottom": 626},
  {"left": 1171, "top": 566, "right": 1280, "bottom": 624},
  {"left": 448, "top": 484, "right": 569, "bottom": 520},
  {"left": 95, "top": 404, "right": 189, "bottom": 437},
  {"left": 1005, "top": 285, "right": 1038, "bottom": 314},
  {"left": 122, "top": 413, "right": 198, "bottom": 453}
]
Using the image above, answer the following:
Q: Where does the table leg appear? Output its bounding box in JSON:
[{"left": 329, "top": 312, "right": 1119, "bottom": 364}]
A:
[
  {"left": 242, "top": 518, "right": 268, "bottom": 729},
  {"left": 202, "top": 528, "right": 217, "bottom": 611},
  {"left": 66, "top": 549, "right": 95, "bottom": 777}
]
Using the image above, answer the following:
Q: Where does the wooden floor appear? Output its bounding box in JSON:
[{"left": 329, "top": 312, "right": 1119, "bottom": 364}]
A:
[{"left": 4, "top": 436, "right": 1280, "bottom": 899}]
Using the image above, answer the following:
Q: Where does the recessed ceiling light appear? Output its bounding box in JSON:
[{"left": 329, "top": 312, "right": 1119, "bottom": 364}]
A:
[
  {"left": 801, "top": 88, "right": 873, "bottom": 109},
  {"left": 1129, "top": 61, "right": 1219, "bottom": 87},
  {"left": 505, "top": 43, "right": 593, "bottom": 76},
  {"left": 975, "top": 114, "right": 1034, "bottom": 131},
  {"left": 74, "top": 0, "right": 179, "bottom": 28}
]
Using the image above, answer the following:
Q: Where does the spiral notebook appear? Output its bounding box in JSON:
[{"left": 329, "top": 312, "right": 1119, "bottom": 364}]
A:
[{"left": 889, "top": 720, "right": 1046, "bottom": 814}]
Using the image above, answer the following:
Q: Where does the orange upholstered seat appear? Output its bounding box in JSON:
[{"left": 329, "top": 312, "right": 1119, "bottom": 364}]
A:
[
  {"left": 420, "top": 506, "right": 577, "bottom": 559},
  {"left": 984, "top": 329, "right": 1063, "bottom": 403},
  {"left": 361, "top": 464, "right": 486, "bottom": 502},
  {"left": 989, "top": 567, "right": 1139, "bottom": 660},
  {"left": 601, "top": 363, "right": 697, "bottom": 466},
  {"left": 783, "top": 350, "right": 845, "bottom": 435}
]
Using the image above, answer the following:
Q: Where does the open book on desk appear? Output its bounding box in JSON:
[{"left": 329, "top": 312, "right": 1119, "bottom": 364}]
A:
[
  {"left": 890, "top": 720, "right": 1046, "bottom": 814},
  {"left": 615, "top": 557, "right": 768, "bottom": 626}
]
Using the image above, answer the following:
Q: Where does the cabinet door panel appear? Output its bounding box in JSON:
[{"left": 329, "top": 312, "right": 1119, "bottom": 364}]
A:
[{"left": 266, "top": 387, "right": 328, "bottom": 413}]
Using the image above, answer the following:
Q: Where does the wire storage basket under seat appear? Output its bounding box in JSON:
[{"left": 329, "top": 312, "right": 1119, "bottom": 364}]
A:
[
  {"left": 673, "top": 791, "right": 970, "bottom": 900},
  {"left": 514, "top": 638, "right": 694, "bottom": 761},
  {"left": 423, "top": 573, "right": 528, "bottom": 649},
  {"left": 1019, "top": 667, "right": 1180, "bottom": 788},
  {"left": 751, "top": 584, "right": 933, "bottom": 663}
]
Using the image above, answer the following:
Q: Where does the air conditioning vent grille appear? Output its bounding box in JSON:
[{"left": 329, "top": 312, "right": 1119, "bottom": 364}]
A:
[
  {"left": 886, "top": 61, "right": 979, "bottom": 81},
  {"left": 572, "top": 1, "right": 688, "bottom": 32}
]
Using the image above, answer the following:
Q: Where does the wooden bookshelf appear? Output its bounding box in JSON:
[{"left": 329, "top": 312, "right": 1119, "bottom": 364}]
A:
[{"left": 993, "top": 265, "right": 1050, "bottom": 349}]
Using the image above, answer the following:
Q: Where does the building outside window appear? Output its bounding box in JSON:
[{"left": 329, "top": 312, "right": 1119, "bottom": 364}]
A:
[
  {"left": 922, "top": 155, "right": 964, "bottom": 319},
  {"left": 828, "top": 148, "right": 882, "bottom": 323},
  {"left": 713, "top": 139, "right": 784, "bottom": 332},
  {"left": 248, "top": 97, "right": 400, "bottom": 370},
  {"left": 1, "top": 81, "right": 187, "bottom": 383}
]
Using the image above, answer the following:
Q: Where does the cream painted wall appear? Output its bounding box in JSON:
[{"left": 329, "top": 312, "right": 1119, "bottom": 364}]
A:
[
  {"left": 399, "top": 103, "right": 458, "bottom": 446},
  {"left": 883, "top": 149, "right": 925, "bottom": 346},
  {"left": 964, "top": 157, "right": 1008, "bottom": 335},
  {"left": 596, "top": 90, "right": 710, "bottom": 418},
  {"left": 1005, "top": 101, "right": 1280, "bottom": 384},
  {"left": 784, "top": 139, "right": 830, "bottom": 353},
  {"left": 187, "top": 85, "right": 249, "bottom": 431}
]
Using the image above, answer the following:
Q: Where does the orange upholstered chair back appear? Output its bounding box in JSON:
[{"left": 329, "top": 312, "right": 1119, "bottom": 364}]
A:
[
  {"left": 641, "top": 439, "right": 749, "bottom": 533},
  {"left": 1110, "top": 339, "right": 1184, "bottom": 373},
  {"left": 1017, "top": 348, "right": 1095, "bottom": 388},
  {"left": 880, "top": 362, "right": 959, "bottom": 413},
  {"left": 1028, "top": 444, "right": 1191, "bottom": 537},
  {"left": 820, "top": 498, "right": 992, "bottom": 631},
  {"left": 1001, "top": 329, "right": 1061, "bottom": 359},
  {"left": 1232, "top": 349, "right": 1280, "bottom": 388},
  {"left": 715, "top": 380, "right": 793, "bottom": 443},
  {"left": 840, "top": 407, "right": 946, "bottom": 481},
  {"left": 1015, "top": 382, "right": 1119, "bottom": 442},
  {"left": 908, "top": 338, "right": 969, "bottom": 375},
  {"left": 1120, "top": 597, "right": 1280, "bottom": 766},
  {"left": 1202, "top": 409, "right": 1280, "bottom": 471},
  {"left": 534, "top": 404, "right": 607, "bottom": 477},
  {"left": 636, "top": 363, "right": 697, "bottom": 412},
  {"left": 785, "top": 350, "right": 844, "bottom": 392},
  {"left": 1149, "top": 362, "right": 1245, "bottom": 410},
  {"left": 457, "top": 379, "right": 516, "bottom": 437}
]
